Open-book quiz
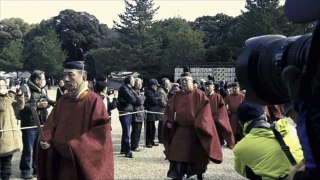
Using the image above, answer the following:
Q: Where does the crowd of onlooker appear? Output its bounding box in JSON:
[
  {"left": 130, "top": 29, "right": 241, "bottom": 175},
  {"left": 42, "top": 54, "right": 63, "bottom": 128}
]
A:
[{"left": 0, "top": 68, "right": 317, "bottom": 179}]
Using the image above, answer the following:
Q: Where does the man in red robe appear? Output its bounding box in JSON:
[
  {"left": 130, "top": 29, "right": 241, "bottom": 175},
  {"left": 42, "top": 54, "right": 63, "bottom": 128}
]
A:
[
  {"left": 204, "top": 80, "right": 235, "bottom": 148},
  {"left": 163, "top": 72, "right": 222, "bottom": 180},
  {"left": 36, "top": 61, "right": 114, "bottom": 180},
  {"left": 225, "top": 82, "right": 245, "bottom": 142}
]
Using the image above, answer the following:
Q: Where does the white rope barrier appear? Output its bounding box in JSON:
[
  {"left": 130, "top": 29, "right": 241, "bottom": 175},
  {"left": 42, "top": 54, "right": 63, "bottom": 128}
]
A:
[{"left": 0, "top": 110, "right": 164, "bottom": 132}]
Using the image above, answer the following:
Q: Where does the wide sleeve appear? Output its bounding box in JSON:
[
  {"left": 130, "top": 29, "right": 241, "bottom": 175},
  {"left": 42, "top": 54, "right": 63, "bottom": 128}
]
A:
[
  {"left": 215, "top": 95, "right": 235, "bottom": 149},
  {"left": 36, "top": 102, "right": 59, "bottom": 180},
  {"left": 194, "top": 95, "right": 223, "bottom": 163},
  {"left": 162, "top": 94, "right": 175, "bottom": 158},
  {"left": 68, "top": 98, "right": 114, "bottom": 180}
]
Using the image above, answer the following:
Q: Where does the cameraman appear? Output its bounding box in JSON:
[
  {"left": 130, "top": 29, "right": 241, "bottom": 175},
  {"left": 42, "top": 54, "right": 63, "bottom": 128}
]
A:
[
  {"left": 19, "top": 70, "right": 54, "bottom": 179},
  {"left": 233, "top": 102, "right": 303, "bottom": 179}
]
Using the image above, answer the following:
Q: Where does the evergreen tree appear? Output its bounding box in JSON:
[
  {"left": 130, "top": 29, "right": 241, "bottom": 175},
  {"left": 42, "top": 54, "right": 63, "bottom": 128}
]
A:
[
  {"left": 23, "top": 30, "right": 66, "bottom": 76},
  {"left": 227, "top": 0, "right": 312, "bottom": 57},
  {"left": 0, "top": 40, "right": 23, "bottom": 72},
  {"left": 113, "top": 0, "right": 160, "bottom": 76}
]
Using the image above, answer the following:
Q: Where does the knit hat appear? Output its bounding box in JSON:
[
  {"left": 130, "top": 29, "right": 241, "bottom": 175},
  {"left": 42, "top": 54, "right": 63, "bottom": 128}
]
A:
[{"left": 237, "top": 102, "right": 265, "bottom": 122}]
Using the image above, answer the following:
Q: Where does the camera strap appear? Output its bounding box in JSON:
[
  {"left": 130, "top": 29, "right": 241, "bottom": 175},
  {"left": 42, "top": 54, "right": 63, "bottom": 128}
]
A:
[
  {"left": 270, "top": 124, "right": 297, "bottom": 166},
  {"left": 246, "top": 120, "right": 297, "bottom": 166}
]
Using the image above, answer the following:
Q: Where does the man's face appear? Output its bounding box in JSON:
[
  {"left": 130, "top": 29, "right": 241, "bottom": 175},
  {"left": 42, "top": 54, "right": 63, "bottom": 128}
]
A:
[
  {"left": 180, "top": 77, "right": 193, "bottom": 92},
  {"left": 35, "top": 74, "right": 46, "bottom": 88},
  {"left": 164, "top": 80, "right": 171, "bottom": 89},
  {"left": 232, "top": 87, "right": 240, "bottom": 94},
  {"left": 63, "top": 69, "right": 85, "bottom": 92},
  {"left": 205, "top": 84, "right": 214, "bottom": 94},
  {"left": 0, "top": 80, "right": 7, "bottom": 95},
  {"left": 129, "top": 77, "right": 135, "bottom": 87},
  {"left": 134, "top": 81, "right": 142, "bottom": 90},
  {"left": 58, "top": 80, "right": 64, "bottom": 87},
  {"left": 152, "top": 84, "right": 158, "bottom": 91}
]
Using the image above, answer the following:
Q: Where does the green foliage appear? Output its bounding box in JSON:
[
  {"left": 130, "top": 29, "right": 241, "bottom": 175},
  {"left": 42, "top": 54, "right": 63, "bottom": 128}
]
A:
[
  {"left": 87, "top": 47, "right": 123, "bottom": 75},
  {"left": 153, "top": 18, "right": 206, "bottom": 77},
  {"left": 192, "top": 14, "right": 233, "bottom": 62},
  {"left": 0, "top": 18, "right": 32, "bottom": 40},
  {"left": 50, "top": 9, "right": 102, "bottom": 58},
  {"left": 23, "top": 30, "right": 66, "bottom": 76},
  {"left": 0, "top": 31, "right": 12, "bottom": 49},
  {"left": 227, "top": 1, "right": 312, "bottom": 57},
  {"left": 0, "top": 40, "right": 23, "bottom": 72},
  {"left": 113, "top": 0, "right": 160, "bottom": 77}
]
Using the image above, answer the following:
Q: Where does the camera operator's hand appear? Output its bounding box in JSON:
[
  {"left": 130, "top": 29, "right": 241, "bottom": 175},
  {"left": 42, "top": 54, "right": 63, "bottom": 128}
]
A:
[
  {"left": 37, "top": 99, "right": 48, "bottom": 108},
  {"left": 287, "top": 159, "right": 305, "bottom": 180},
  {"left": 40, "top": 141, "right": 50, "bottom": 149},
  {"left": 8, "top": 86, "right": 17, "bottom": 94}
]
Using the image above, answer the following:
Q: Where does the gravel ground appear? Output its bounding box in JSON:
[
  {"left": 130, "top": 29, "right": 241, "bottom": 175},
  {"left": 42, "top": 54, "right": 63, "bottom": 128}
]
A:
[{"left": 9, "top": 87, "right": 246, "bottom": 180}]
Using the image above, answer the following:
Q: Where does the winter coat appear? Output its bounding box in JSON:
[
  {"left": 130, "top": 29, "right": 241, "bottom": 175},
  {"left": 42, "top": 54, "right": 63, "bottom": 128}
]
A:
[
  {"left": 117, "top": 84, "right": 136, "bottom": 113},
  {"left": 0, "top": 92, "right": 25, "bottom": 156},
  {"left": 144, "top": 87, "right": 160, "bottom": 121},
  {"left": 132, "top": 89, "right": 145, "bottom": 122},
  {"left": 233, "top": 118, "right": 304, "bottom": 179},
  {"left": 155, "top": 87, "right": 168, "bottom": 121},
  {"left": 19, "top": 80, "right": 53, "bottom": 126}
]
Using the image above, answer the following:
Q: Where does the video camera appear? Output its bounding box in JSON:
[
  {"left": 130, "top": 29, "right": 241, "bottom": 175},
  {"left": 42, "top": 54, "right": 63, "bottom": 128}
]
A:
[{"left": 235, "top": 0, "right": 320, "bottom": 105}]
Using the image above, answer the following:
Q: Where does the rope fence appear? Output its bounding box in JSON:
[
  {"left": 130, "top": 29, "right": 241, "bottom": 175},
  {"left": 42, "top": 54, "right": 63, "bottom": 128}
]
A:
[{"left": 0, "top": 110, "right": 164, "bottom": 132}]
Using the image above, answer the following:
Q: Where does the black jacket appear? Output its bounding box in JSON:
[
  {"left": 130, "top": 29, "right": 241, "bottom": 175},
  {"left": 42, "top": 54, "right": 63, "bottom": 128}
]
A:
[
  {"left": 117, "top": 84, "right": 136, "bottom": 113},
  {"left": 144, "top": 87, "right": 160, "bottom": 121},
  {"left": 19, "top": 80, "right": 54, "bottom": 127}
]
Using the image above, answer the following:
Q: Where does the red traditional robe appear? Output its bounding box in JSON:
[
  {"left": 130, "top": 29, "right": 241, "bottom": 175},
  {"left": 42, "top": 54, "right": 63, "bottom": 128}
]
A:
[
  {"left": 163, "top": 88, "right": 223, "bottom": 167},
  {"left": 225, "top": 93, "right": 245, "bottom": 142},
  {"left": 206, "top": 92, "right": 235, "bottom": 148},
  {"left": 36, "top": 90, "right": 114, "bottom": 180}
]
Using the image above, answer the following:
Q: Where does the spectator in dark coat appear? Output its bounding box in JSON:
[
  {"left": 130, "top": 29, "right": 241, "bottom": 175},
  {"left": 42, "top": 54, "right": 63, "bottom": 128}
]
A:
[
  {"left": 94, "top": 80, "right": 117, "bottom": 116},
  {"left": 156, "top": 78, "right": 170, "bottom": 143},
  {"left": 130, "top": 78, "right": 145, "bottom": 151},
  {"left": 144, "top": 79, "right": 161, "bottom": 148},
  {"left": 56, "top": 80, "right": 67, "bottom": 101},
  {"left": 168, "top": 83, "right": 180, "bottom": 99},
  {"left": 117, "top": 75, "right": 136, "bottom": 158}
]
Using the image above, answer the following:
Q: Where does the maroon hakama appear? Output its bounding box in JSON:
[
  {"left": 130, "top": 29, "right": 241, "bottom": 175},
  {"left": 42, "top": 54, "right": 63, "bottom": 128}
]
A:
[{"left": 36, "top": 91, "right": 114, "bottom": 180}]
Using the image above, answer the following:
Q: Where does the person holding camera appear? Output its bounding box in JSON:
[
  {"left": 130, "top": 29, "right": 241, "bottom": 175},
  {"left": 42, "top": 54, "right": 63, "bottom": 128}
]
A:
[
  {"left": 117, "top": 75, "right": 137, "bottom": 158},
  {"left": 233, "top": 102, "right": 303, "bottom": 179},
  {"left": 94, "top": 79, "right": 118, "bottom": 116},
  {"left": 0, "top": 77, "right": 25, "bottom": 180},
  {"left": 18, "top": 70, "right": 54, "bottom": 179}
]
